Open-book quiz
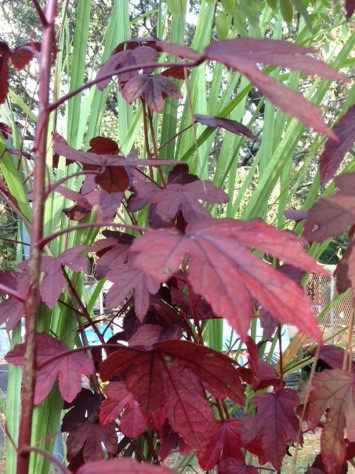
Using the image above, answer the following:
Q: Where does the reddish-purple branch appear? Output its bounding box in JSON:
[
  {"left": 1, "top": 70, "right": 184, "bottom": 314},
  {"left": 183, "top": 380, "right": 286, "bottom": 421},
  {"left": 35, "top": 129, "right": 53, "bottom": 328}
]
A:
[{"left": 17, "top": 1, "right": 57, "bottom": 473}]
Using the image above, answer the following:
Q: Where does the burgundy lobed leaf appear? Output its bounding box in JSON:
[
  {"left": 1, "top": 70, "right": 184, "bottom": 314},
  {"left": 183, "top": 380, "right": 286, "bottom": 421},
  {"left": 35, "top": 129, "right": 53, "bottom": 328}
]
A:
[
  {"left": 0, "top": 42, "right": 11, "bottom": 104},
  {"left": 335, "top": 238, "right": 355, "bottom": 293},
  {"left": 127, "top": 324, "right": 181, "bottom": 348},
  {"left": 106, "top": 259, "right": 161, "bottom": 321},
  {"left": 96, "top": 45, "right": 159, "bottom": 90},
  {"left": 197, "top": 419, "right": 244, "bottom": 470},
  {"left": 155, "top": 40, "right": 202, "bottom": 61},
  {"left": 10, "top": 43, "right": 37, "bottom": 70},
  {"left": 0, "top": 264, "right": 28, "bottom": 330},
  {"left": 66, "top": 419, "right": 117, "bottom": 463},
  {"left": 241, "top": 389, "right": 300, "bottom": 470},
  {"left": 303, "top": 172, "right": 355, "bottom": 242},
  {"left": 132, "top": 218, "right": 325, "bottom": 342},
  {"left": 100, "top": 381, "right": 147, "bottom": 437},
  {"left": 61, "top": 388, "right": 103, "bottom": 432},
  {"left": 0, "top": 121, "right": 11, "bottom": 138},
  {"left": 194, "top": 114, "right": 257, "bottom": 140},
  {"left": 76, "top": 458, "right": 174, "bottom": 474},
  {"left": 306, "top": 369, "right": 355, "bottom": 474},
  {"left": 204, "top": 38, "right": 348, "bottom": 137},
  {"left": 306, "top": 453, "right": 348, "bottom": 474},
  {"left": 312, "top": 345, "right": 355, "bottom": 372},
  {"left": 345, "top": 0, "right": 355, "bottom": 19},
  {"left": 320, "top": 105, "right": 355, "bottom": 183},
  {"left": 218, "top": 458, "right": 259, "bottom": 474},
  {"left": 284, "top": 208, "right": 308, "bottom": 222},
  {"left": 53, "top": 133, "right": 176, "bottom": 168},
  {"left": 99, "top": 341, "right": 245, "bottom": 454},
  {"left": 5, "top": 333, "right": 94, "bottom": 404},
  {"left": 120, "top": 74, "right": 181, "bottom": 113},
  {"left": 148, "top": 179, "right": 228, "bottom": 224},
  {"left": 39, "top": 246, "right": 87, "bottom": 308}
]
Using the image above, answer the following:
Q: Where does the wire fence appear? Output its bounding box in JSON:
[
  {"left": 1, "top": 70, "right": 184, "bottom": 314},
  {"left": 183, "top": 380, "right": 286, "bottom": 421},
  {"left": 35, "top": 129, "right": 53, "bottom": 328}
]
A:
[{"left": 307, "top": 266, "right": 354, "bottom": 343}]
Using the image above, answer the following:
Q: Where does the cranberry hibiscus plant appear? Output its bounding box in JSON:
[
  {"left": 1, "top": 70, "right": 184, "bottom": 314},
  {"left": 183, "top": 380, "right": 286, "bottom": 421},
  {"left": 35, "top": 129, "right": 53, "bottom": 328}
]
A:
[{"left": 0, "top": 1, "right": 354, "bottom": 473}]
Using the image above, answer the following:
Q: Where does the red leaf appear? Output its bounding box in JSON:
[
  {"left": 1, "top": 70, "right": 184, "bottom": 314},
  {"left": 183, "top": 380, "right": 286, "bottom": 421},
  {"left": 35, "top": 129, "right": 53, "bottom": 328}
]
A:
[
  {"left": 10, "top": 44, "right": 35, "bottom": 70},
  {"left": 0, "top": 42, "right": 11, "bottom": 104},
  {"left": 218, "top": 458, "right": 259, "bottom": 474},
  {"left": 345, "top": 0, "right": 355, "bottom": 19},
  {"left": 39, "top": 246, "right": 87, "bottom": 308},
  {"left": 95, "top": 166, "right": 130, "bottom": 193},
  {"left": 106, "top": 260, "right": 161, "bottom": 321},
  {"left": 335, "top": 239, "right": 355, "bottom": 292},
  {"left": 100, "top": 340, "right": 245, "bottom": 404},
  {"left": 198, "top": 419, "right": 244, "bottom": 469},
  {"left": 66, "top": 420, "right": 117, "bottom": 463},
  {"left": 303, "top": 172, "right": 355, "bottom": 242},
  {"left": 76, "top": 458, "right": 174, "bottom": 474},
  {"left": 0, "top": 265, "right": 28, "bottom": 330},
  {"left": 88, "top": 136, "right": 120, "bottom": 154},
  {"left": 53, "top": 133, "right": 175, "bottom": 167},
  {"left": 313, "top": 345, "right": 355, "bottom": 372},
  {"left": 0, "top": 122, "right": 11, "bottom": 138},
  {"left": 204, "top": 39, "right": 348, "bottom": 137},
  {"left": 155, "top": 40, "right": 201, "bottom": 61},
  {"left": 100, "top": 381, "right": 147, "bottom": 437},
  {"left": 5, "top": 333, "right": 94, "bottom": 404},
  {"left": 121, "top": 74, "right": 181, "bottom": 113},
  {"left": 132, "top": 218, "right": 324, "bottom": 342},
  {"left": 96, "top": 46, "right": 159, "bottom": 90},
  {"left": 241, "top": 389, "right": 300, "bottom": 470},
  {"left": 148, "top": 179, "right": 228, "bottom": 224},
  {"left": 320, "top": 105, "right": 355, "bottom": 183},
  {"left": 61, "top": 389, "right": 103, "bottom": 432},
  {"left": 306, "top": 369, "right": 355, "bottom": 474},
  {"left": 99, "top": 341, "right": 245, "bottom": 454},
  {"left": 194, "top": 114, "right": 257, "bottom": 140}
]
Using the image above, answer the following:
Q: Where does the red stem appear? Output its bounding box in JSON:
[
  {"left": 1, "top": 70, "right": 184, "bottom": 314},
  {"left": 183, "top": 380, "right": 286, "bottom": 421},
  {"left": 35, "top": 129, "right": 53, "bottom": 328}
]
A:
[{"left": 16, "top": 1, "right": 57, "bottom": 472}]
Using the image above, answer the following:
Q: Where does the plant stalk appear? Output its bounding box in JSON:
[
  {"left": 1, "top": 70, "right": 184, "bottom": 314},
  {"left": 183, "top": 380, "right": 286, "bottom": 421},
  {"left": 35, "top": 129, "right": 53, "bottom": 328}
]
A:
[{"left": 16, "top": 1, "right": 57, "bottom": 472}]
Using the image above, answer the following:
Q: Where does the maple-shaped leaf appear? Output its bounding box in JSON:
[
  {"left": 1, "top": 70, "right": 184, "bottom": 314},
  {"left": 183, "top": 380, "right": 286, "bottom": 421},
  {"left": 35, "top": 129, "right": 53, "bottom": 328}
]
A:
[
  {"left": 0, "top": 264, "right": 28, "bottom": 330},
  {"left": 319, "top": 105, "right": 355, "bottom": 184},
  {"left": 0, "top": 42, "right": 11, "bottom": 104},
  {"left": 99, "top": 340, "right": 244, "bottom": 454},
  {"left": 10, "top": 43, "right": 39, "bottom": 70},
  {"left": 100, "top": 340, "right": 245, "bottom": 406},
  {"left": 132, "top": 218, "right": 324, "bottom": 341},
  {"left": 198, "top": 419, "right": 244, "bottom": 470},
  {"left": 53, "top": 133, "right": 175, "bottom": 167},
  {"left": 335, "top": 239, "right": 355, "bottom": 293},
  {"left": 39, "top": 246, "right": 87, "bottom": 308},
  {"left": 0, "top": 121, "right": 11, "bottom": 139},
  {"left": 105, "top": 253, "right": 161, "bottom": 321},
  {"left": 121, "top": 74, "right": 181, "bottom": 113},
  {"left": 218, "top": 458, "right": 259, "bottom": 474},
  {"left": 311, "top": 345, "right": 355, "bottom": 372},
  {"left": 148, "top": 168, "right": 228, "bottom": 223},
  {"left": 100, "top": 381, "right": 147, "bottom": 437},
  {"left": 241, "top": 389, "right": 300, "bottom": 470},
  {"left": 96, "top": 45, "right": 159, "bottom": 90},
  {"left": 61, "top": 388, "right": 103, "bottom": 432},
  {"left": 306, "top": 369, "right": 355, "bottom": 474},
  {"left": 67, "top": 419, "right": 117, "bottom": 463},
  {"left": 204, "top": 39, "right": 348, "bottom": 137},
  {"left": 76, "top": 458, "right": 174, "bottom": 474},
  {"left": 305, "top": 453, "right": 348, "bottom": 474},
  {"left": 5, "top": 333, "right": 94, "bottom": 404},
  {"left": 345, "top": 0, "right": 355, "bottom": 19},
  {"left": 303, "top": 172, "right": 355, "bottom": 242},
  {"left": 194, "top": 114, "right": 257, "bottom": 140}
]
